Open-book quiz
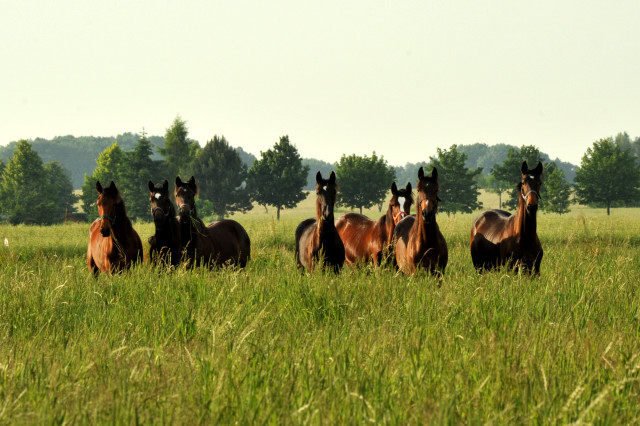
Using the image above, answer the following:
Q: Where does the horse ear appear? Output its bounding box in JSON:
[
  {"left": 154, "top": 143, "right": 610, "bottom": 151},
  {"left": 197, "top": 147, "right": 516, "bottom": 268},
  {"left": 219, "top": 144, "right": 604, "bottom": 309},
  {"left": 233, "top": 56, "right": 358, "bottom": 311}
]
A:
[
  {"left": 96, "top": 181, "right": 103, "bottom": 194},
  {"left": 148, "top": 181, "right": 155, "bottom": 193},
  {"left": 329, "top": 171, "right": 336, "bottom": 184},
  {"left": 418, "top": 167, "right": 424, "bottom": 180},
  {"left": 534, "top": 161, "right": 543, "bottom": 175},
  {"left": 108, "top": 181, "right": 117, "bottom": 191},
  {"left": 431, "top": 167, "right": 438, "bottom": 181},
  {"left": 163, "top": 179, "right": 169, "bottom": 191},
  {"left": 316, "top": 171, "right": 323, "bottom": 185},
  {"left": 521, "top": 161, "right": 528, "bottom": 175},
  {"left": 187, "top": 176, "right": 197, "bottom": 191},
  {"left": 406, "top": 182, "right": 412, "bottom": 193},
  {"left": 391, "top": 182, "right": 398, "bottom": 194}
]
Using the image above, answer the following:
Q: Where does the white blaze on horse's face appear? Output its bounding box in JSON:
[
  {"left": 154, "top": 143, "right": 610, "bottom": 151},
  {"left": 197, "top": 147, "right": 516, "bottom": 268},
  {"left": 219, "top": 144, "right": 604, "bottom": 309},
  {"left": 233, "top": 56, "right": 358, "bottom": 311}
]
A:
[
  {"left": 323, "top": 185, "right": 327, "bottom": 192},
  {"left": 155, "top": 193, "right": 161, "bottom": 199},
  {"left": 397, "top": 197, "right": 406, "bottom": 213}
]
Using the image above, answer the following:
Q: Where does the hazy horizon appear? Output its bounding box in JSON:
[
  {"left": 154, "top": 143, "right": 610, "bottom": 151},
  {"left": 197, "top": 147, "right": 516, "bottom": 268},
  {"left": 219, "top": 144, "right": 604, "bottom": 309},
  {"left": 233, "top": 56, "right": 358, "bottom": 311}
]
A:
[{"left": 2, "top": 1, "right": 639, "bottom": 167}]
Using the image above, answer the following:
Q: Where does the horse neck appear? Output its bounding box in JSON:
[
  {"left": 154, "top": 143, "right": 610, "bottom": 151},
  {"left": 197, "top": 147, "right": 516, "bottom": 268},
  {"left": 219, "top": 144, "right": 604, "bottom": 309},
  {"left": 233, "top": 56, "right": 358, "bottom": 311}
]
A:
[
  {"left": 413, "top": 206, "right": 438, "bottom": 243},
  {"left": 382, "top": 207, "right": 395, "bottom": 239},
  {"left": 112, "top": 202, "right": 133, "bottom": 236},
  {"left": 513, "top": 197, "right": 537, "bottom": 241},
  {"left": 315, "top": 211, "right": 336, "bottom": 241}
]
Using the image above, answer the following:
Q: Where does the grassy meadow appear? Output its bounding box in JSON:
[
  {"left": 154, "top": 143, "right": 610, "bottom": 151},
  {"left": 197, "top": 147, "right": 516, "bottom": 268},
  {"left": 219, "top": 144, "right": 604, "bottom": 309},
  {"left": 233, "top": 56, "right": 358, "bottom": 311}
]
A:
[{"left": 1, "top": 191, "right": 640, "bottom": 424}]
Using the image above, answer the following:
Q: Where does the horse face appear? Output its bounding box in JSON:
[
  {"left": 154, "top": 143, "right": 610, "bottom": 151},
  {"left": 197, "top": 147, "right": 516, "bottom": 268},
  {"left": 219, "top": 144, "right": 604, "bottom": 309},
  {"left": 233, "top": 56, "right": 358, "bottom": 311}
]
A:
[
  {"left": 390, "top": 182, "right": 413, "bottom": 225},
  {"left": 149, "top": 180, "right": 173, "bottom": 224},
  {"left": 175, "top": 176, "right": 197, "bottom": 219},
  {"left": 417, "top": 167, "right": 440, "bottom": 223},
  {"left": 96, "top": 180, "right": 120, "bottom": 237},
  {"left": 520, "top": 161, "right": 543, "bottom": 212},
  {"left": 316, "top": 171, "right": 338, "bottom": 220}
]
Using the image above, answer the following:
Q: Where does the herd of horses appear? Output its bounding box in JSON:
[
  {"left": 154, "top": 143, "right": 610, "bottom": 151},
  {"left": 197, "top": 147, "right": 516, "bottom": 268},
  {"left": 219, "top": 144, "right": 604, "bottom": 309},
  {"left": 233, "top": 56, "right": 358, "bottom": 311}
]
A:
[{"left": 87, "top": 161, "right": 544, "bottom": 277}]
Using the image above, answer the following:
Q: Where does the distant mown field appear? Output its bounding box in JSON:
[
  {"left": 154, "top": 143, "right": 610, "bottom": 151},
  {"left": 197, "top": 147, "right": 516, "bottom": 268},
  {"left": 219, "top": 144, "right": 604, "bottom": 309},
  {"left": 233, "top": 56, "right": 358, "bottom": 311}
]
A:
[{"left": 1, "top": 198, "right": 639, "bottom": 423}]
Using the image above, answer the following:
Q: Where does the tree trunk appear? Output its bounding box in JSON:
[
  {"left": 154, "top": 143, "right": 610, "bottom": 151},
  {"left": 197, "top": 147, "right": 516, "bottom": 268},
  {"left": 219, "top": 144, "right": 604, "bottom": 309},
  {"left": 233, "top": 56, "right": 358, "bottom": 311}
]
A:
[
  {"left": 498, "top": 192, "right": 502, "bottom": 210},
  {"left": 263, "top": 204, "right": 268, "bottom": 213},
  {"left": 277, "top": 206, "right": 281, "bottom": 220},
  {"left": 607, "top": 201, "right": 610, "bottom": 216},
  {"left": 359, "top": 206, "right": 363, "bottom": 215}
]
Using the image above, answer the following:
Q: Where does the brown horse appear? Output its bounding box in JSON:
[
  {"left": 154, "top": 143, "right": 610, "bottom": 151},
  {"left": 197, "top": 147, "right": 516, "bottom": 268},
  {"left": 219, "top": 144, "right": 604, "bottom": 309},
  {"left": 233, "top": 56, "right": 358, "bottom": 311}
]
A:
[
  {"left": 174, "top": 176, "right": 251, "bottom": 268},
  {"left": 393, "top": 167, "right": 448, "bottom": 275},
  {"left": 148, "top": 179, "right": 181, "bottom": 267},
  {"left": 295, "top": 171, "right": 345, "bottom": 273},
  {"left": 336, "top": 181, "right": 413, "bottom": 266},
  {"left": 470, "top": 161, "right": 543, "bottom": 274},
  {"left": 87, "top": 181, "right": 143, "bottom": 275}
]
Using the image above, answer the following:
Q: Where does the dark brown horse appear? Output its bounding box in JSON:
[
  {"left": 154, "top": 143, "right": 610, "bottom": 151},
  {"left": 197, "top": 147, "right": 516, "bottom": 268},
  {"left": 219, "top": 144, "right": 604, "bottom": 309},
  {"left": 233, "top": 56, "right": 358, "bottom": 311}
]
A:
[
  {"left": 393, "top": 167, "right": 448, "bottom": 275},
  {"left": 470, "top": 161, "right": 543, "bottom": 274},
  {"left": 87, "top": 181, "right": 143, "bottom": 275},
  {"left": 336, "top": 181, "right": 413, "bottom": 266},
  {"left": 148, "top": 179, "right": 181, "bottom": 266},
  {"left": 295, "top": 171, "right": 345, "bottom": 273},
  {"left": 174, "top": 176, "right": 251, "bottom": 268}
]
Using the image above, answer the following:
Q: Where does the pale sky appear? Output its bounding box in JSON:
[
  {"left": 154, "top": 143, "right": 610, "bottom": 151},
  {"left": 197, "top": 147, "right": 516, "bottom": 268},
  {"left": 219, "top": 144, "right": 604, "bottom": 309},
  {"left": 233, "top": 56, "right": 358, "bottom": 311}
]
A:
[{"left": 2, "top": 1, "right": 639, "bottom": 166}]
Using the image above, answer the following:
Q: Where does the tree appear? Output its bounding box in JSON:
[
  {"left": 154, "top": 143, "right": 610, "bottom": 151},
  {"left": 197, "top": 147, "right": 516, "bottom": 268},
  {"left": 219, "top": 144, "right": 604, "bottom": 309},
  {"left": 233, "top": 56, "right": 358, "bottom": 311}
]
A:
[
  {"left": 159, "top": 116, "right": 200, "bottom": 180},
  {"left": 247, "top": 136, "right": 309, "bottom": 220},
  {"left": 336, "top": 152, "right": 395, "bottom": 214},
  {"left": 80, "top": 142, "right": 127, "bottom": 219},
  {"left": 427, "top": 145, "right": 482, "bottom": 215},
  {"left": 542, "top": 162, "right": 572, "bottom": 214},
  {"left": 121, "top": 131, "right": 163, "bottom": 220},
  {"left": 191, "top": 135, "right": 253, "bottom": 219},
  {"left": 491, "top": 145, "right": 544, "bottom": 210},
  {"left": 0, "top": 140, "right": 75, "bottom": 224},
  {"left": 45, "top": 161, "right": 77, "bottom": 220},
  {"left": 574, "top": 139, "right": 640, "bottom": 215},
  {"left": 481, "top": 174, "right": 511, "bottom": 209}
]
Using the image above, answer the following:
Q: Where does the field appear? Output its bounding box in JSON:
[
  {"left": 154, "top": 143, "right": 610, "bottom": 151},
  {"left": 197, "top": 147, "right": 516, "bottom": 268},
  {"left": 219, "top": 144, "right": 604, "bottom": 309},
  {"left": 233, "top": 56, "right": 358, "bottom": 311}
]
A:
[{"left": 1, "top": 192, "right": 640, "bottom": 424}]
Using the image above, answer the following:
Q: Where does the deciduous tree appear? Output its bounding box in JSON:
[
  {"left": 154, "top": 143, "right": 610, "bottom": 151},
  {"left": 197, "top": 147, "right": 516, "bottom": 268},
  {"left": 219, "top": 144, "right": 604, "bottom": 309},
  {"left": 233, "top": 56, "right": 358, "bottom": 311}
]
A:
[
  {"left": 247, "top": 136, "right": 309, "bottom": 220},
  {"left": 542, "top": 162, "right": 572, "bottom": 214},
  {"left": 574, "top": 139, "right": 640, "bottom": 215},
  {"left": 159, "top": 116, "right": 199, "bottom": 180},
  {"left": 336, "top": 152, "right": 395, "bottom": 215}
]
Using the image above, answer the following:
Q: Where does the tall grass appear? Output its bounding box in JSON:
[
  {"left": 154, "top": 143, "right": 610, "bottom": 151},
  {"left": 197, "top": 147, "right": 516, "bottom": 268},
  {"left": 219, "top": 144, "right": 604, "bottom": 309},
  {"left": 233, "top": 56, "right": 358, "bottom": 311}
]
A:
[{"left": 1, "top": 206, "right": 639, "bottom": 423}]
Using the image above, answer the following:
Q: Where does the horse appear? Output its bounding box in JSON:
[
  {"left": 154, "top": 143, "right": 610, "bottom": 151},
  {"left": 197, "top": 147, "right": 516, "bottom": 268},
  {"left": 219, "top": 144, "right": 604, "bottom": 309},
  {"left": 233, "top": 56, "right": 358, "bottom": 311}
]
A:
[
  {"left": 295, "top": 171, "right": 345, "bottom": 273},
  {"left": 470, "top": 161, "right": 543, "bottom": 274},
  {"left": 174, "top": 176, "right": 251, "bottom": 268},
  {"left": 335, "top": 181, "right": 413, "bottom": 266},
  {"left": 87, "top": 181, "right": 143, "bottom": 275},
  {"left": 393, "top": 167, "right": 448, "bottom": 275},
  {"left": 148, "top": 179, "right": 181, "bottom": 267}
]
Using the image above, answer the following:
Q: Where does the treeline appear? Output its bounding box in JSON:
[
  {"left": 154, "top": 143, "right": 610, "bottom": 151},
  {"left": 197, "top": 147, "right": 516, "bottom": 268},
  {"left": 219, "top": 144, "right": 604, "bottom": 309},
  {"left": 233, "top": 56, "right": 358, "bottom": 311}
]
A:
[{"left": 1, "top": 116, "right": 639, "bottom": 224}]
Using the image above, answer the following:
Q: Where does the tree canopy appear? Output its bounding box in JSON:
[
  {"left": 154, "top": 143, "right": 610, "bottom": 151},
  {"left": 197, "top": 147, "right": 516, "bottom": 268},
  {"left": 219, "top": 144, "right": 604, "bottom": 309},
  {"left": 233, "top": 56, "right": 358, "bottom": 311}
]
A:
[
  {"left": 335, "top": 152, "right": 395, "bottom": 215},
  {"left": 247, "top": 136, "right": 309, "bottom": 220},
  {"left": 542, "top": 162, "right": 572, "bottom": 214},
  {"left": 191, "top": 135, "right": 253, "bottom": 219},
  {"left": 0, "top": 140, "right": 75, "bottom": 224},
  {"left": 428, "top": 145, "right": 483, "bottom": 215},
  {"left": 574, "top": 139, "right": 640, "bottom": 215},
  {"left": 159, "top": 116, "right": 199, "bottom": 180}
]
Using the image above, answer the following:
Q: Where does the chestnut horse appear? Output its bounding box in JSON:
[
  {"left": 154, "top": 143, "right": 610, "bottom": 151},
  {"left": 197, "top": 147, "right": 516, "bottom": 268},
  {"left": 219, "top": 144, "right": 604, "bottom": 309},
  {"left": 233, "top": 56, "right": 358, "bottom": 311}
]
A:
[
  {"left": 87, "top": 181, "right": 143, "bottom": 275},
  {"left": 470, "top": 161, "right": 543, "bottom": 274},
  {"left": 336, "top": 181, "right": 413, "bottom": 266},
  {"left": 295, "top": 171, "right": 345, "bottom": 273},
  {"left": 148, "top": 179, "right": 181, "bottom": 266},
  {"left": 174, "top": 176, "right": 251, "bottom": 268},
  {"left": 393, "top": 167, "right": 448, "bottom": 275}
]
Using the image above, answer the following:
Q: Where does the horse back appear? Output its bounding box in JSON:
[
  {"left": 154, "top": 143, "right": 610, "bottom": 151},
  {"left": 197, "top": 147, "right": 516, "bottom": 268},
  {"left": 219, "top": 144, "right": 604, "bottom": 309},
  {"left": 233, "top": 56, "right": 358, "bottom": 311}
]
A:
[
  {"left": 335, "top": 213, "right": 383, "bottom": 265},
  {"left": 206, "top": 219, "right": 251, "bottom": 267},
  {"left": 295, "top": 218, "right": 317, "bottom": 269}
]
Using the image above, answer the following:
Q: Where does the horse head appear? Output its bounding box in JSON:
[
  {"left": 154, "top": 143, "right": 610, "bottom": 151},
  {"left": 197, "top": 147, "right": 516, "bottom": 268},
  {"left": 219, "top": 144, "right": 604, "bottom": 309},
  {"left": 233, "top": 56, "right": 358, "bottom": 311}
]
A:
[
  {"left": 95, "top": 180, "right": 121, "bottom": 237},
  {"left": 519, "top": 161, "right": 543, "bottom": 213},
  {"left": 416, "top": 167, "right": 440, "bottom": 224},
  {"left": 390, "top": 181, "right": 413, "bottom": 226},
  {"left": 315, "top": 171, "right": 338, "bottom": 221},
  {"left": 148, "top": 179, "right": 175, "bottom": 225},
  {"left": 175, "top": 175, "right": 198, "bottom": 220}
]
